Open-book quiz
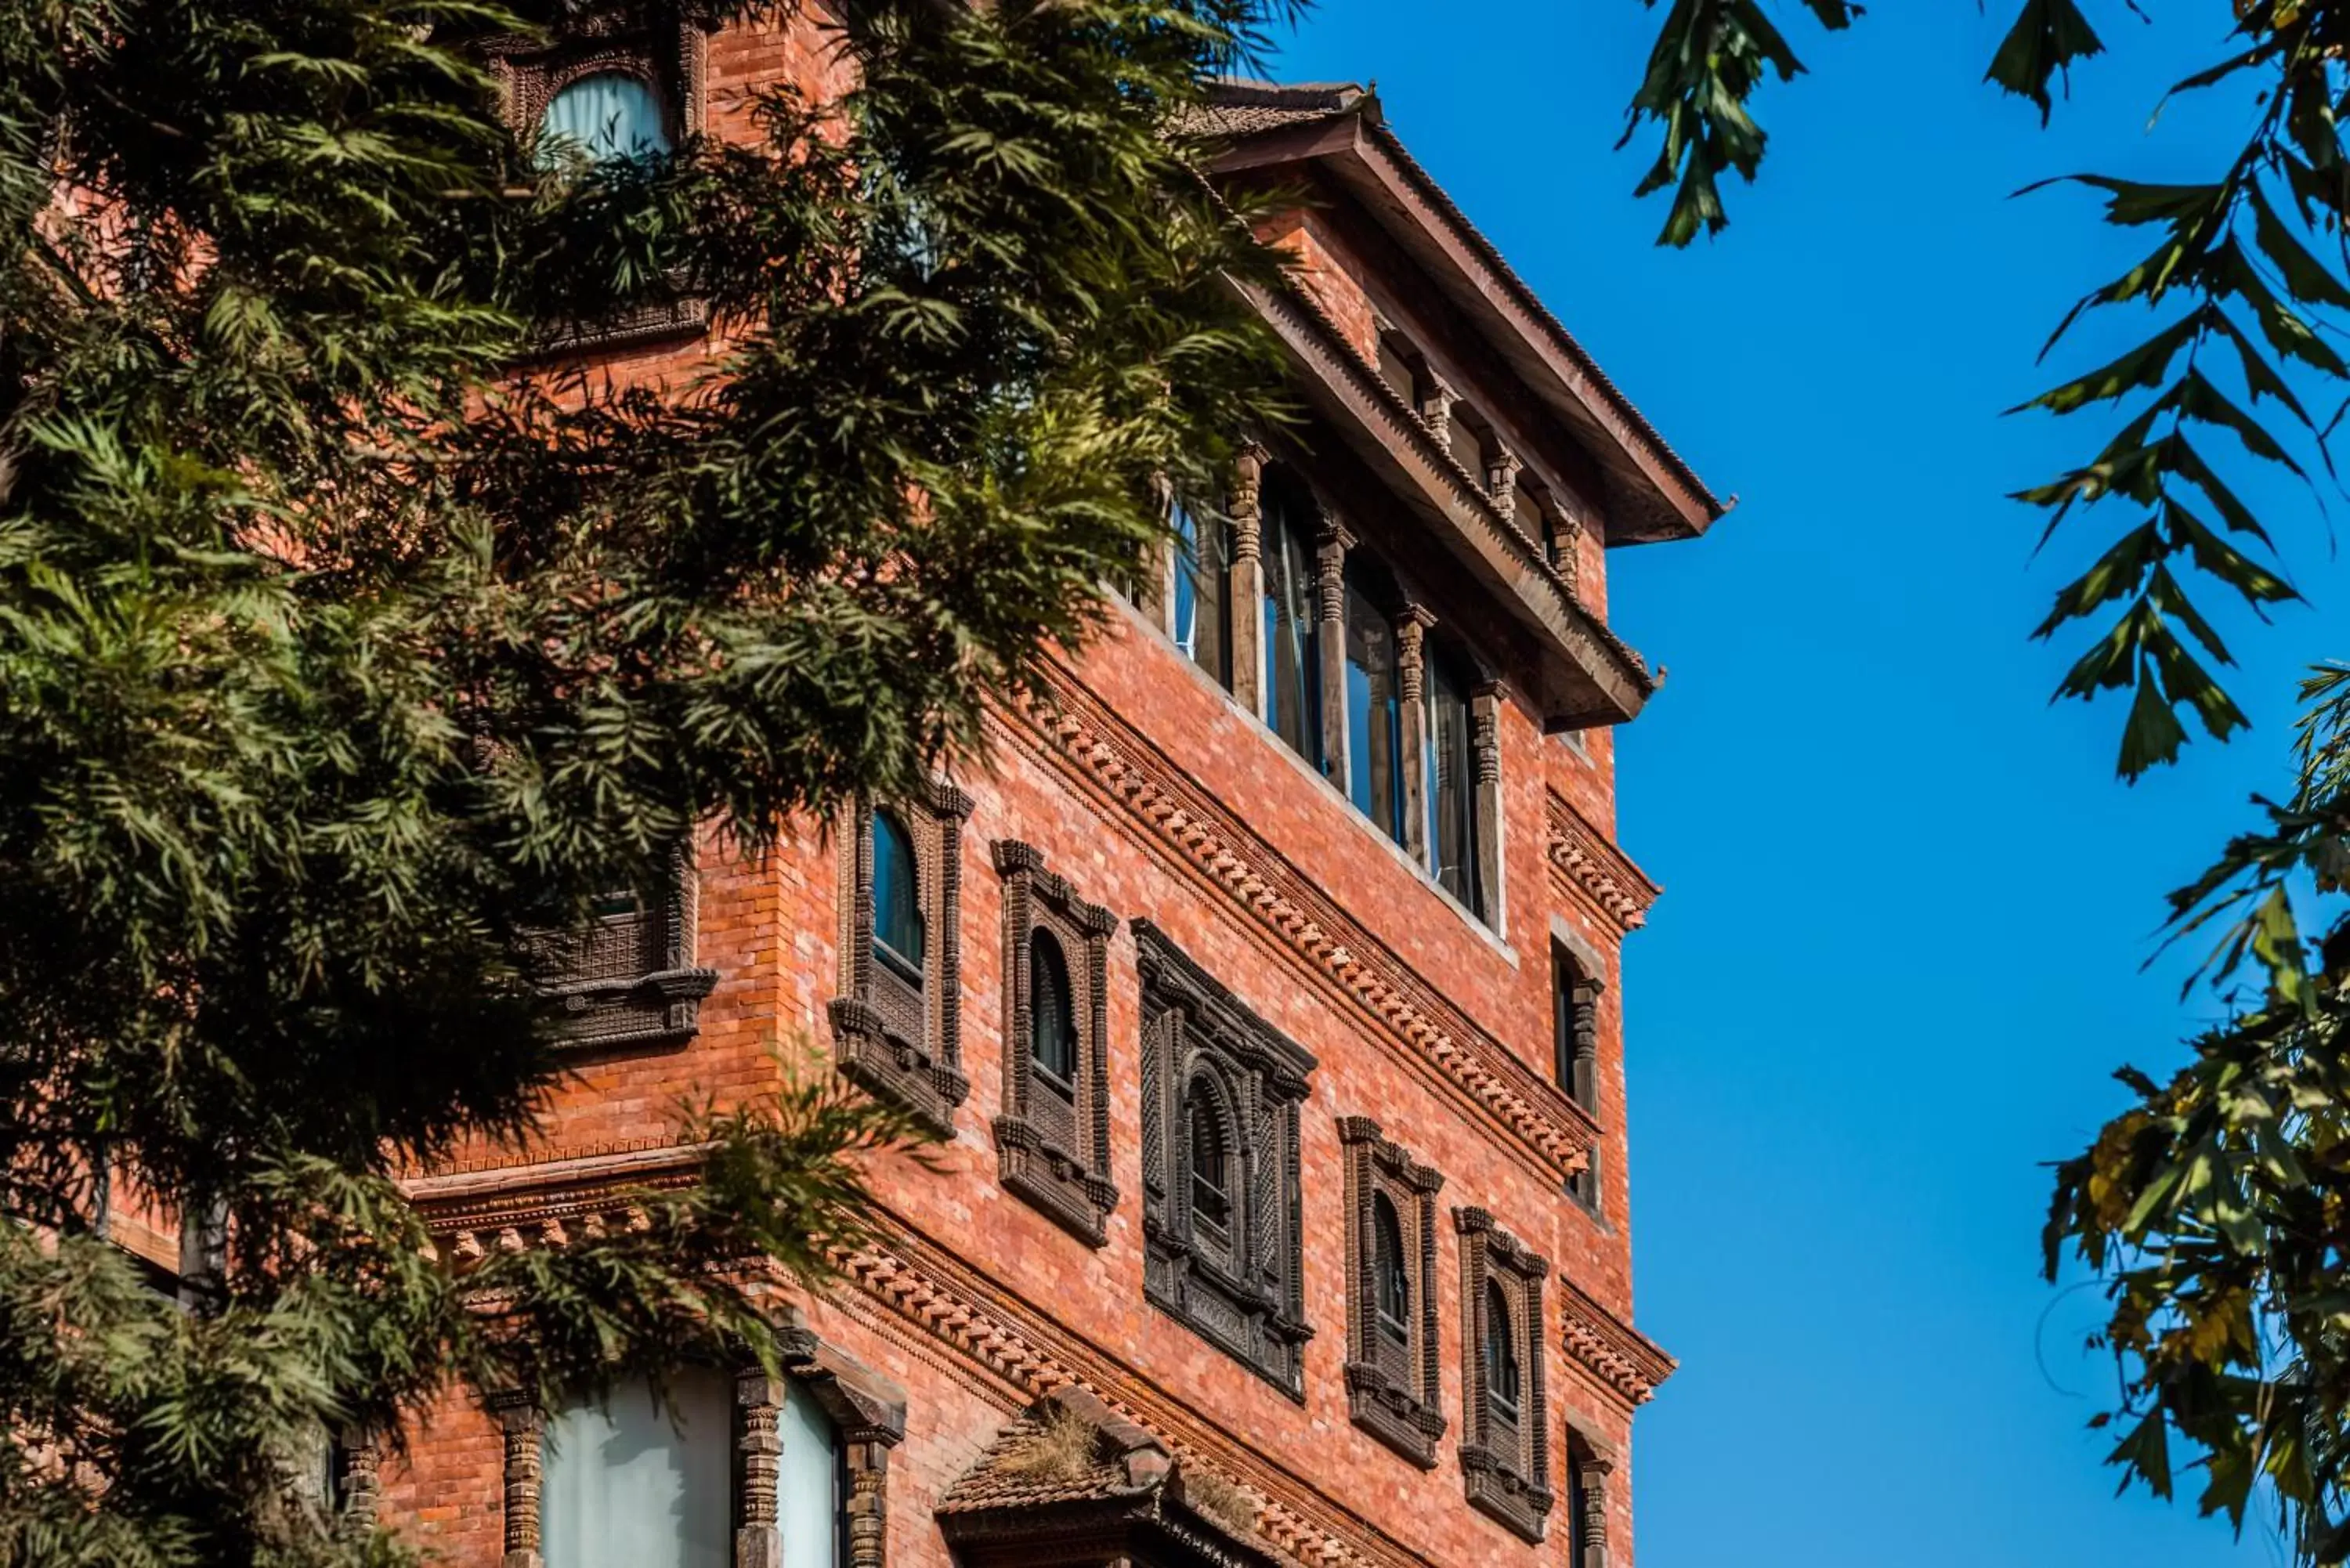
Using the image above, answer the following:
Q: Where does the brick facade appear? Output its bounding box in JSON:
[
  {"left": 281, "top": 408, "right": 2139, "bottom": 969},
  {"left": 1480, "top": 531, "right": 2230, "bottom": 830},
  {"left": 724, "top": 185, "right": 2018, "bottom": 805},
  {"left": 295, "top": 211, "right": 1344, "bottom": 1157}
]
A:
[{"left": 381, "top": 29, "right": 1716, "bottom": 1568}]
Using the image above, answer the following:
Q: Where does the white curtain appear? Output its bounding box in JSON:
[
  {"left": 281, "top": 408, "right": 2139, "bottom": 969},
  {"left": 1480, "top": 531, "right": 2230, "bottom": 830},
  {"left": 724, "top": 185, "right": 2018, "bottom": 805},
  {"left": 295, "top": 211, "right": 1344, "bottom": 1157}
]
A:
[
  {"left": 538, "top": 73, "right": 671, "bottom": 164},
  {"left": 779, "top": 1382, "right": 842, "bottom": 1568},
  {"left": 542, "top": 1371, "right": 729, "bottom": 1568}
]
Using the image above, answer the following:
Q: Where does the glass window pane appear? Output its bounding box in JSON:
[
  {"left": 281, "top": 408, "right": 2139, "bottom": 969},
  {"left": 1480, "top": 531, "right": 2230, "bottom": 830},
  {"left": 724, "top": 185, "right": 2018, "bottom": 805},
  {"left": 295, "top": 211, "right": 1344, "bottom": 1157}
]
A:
[
  {"left": 1426, "top": 651, "right": 1483, "bottom": 917},
  {"left": 1343, "top": 574, "right": 1405, "bottom": 844},
  {"left": 1173, "top": 502, "right": 1231, "bottom": 688},
  {"left": 539, "top": 74, "right": 671, "bottom": 165},
  {"left": 1372, "top": 1193, "right": 1410, "bottom": 1342},
  {"left": 1187, "top": 1081, "right": 1230, "bottom": 1242},
  {"left": 543, "top": 1372, "right": 729, "bottom": 1568},
  {"left": 1260, "top": 478, "right": 1322, "bottom": 770},
  {"left": 1029, "top": 930, "right": 1076, "bottom": 1091},
  {"left": 871, "top": 811, "right": 923, "bottom": 974},
  {"left": 1484, "top": 1282, "right": 1519, "bottom": 1420},
  {"left": 779, "top": 1382, "right": 842, "bottom": 1568}
]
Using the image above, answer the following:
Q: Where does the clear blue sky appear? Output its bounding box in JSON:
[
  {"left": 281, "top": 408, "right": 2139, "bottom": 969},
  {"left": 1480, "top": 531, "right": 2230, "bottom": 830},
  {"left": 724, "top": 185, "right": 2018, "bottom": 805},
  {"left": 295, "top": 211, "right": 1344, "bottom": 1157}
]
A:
[{"left": 1269, "top": 5, "right": 2330, "bottom": 1564}]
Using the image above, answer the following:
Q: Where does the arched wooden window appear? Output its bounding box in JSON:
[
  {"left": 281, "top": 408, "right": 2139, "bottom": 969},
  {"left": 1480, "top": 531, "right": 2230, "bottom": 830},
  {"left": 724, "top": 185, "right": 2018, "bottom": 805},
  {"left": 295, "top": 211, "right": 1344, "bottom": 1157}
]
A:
[
  {"left": 1484, "top": 1280, "right": 1521, "bottom": 1429},
  {"left": 1172, "top": 500, "right": 1232, "bottom": 688},
  {"left": 1426, "top": 643, "right": 1484, "bottom": 917},
  {"left": 1372, "top": 1192, "right": 1411, "bottom": 1348},
  {"left": 870, "top": 810, "right": 924, "bottom": 979},
  {"left": 1185, "top": 1078, "right": 1233, "bottom": 1254},
  {"left": 538, "top": 73, "right": 671, "bottom": 165},
  {"left": 1260, "top": 470, "right": 1324, "bottom": 771},
  {"left": 1344, "top": 564, "right": 1407, "bottom": 844},
  {"left": 1028, "top": 928, "right": 1076, "bottom": 1097}
]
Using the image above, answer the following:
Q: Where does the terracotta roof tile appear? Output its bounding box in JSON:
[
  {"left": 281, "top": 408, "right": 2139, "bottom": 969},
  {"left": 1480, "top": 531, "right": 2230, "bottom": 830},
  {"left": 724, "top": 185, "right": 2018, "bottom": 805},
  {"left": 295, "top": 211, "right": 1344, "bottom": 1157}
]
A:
[{"left": 935, "top": 1410, "right": 1152, "bottom": 1514}]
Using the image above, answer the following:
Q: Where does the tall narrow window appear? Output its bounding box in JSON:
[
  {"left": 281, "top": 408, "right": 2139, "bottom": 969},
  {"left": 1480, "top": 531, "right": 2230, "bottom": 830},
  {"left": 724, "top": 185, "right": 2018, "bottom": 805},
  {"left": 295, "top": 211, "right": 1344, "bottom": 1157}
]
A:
[
  {"left": 542, "top": 1373, "right": 729, "bottom": 1568},
  {"left": 1426, "top": 647, "right": 1484, "bottom": 917},
  {"left": 1484, "top": 1281, "right": 1521, "bottom": 1429},
  {"left": 1139, "top": 922, "right": 1315, "bottom": 1397},
  {"left": 1260, "top": 472, "right": 1324, "bottom": 771},
  {"left": 538, "top": 73, "right": 672, "bottom": 164},
  {"left": 1372, "top": 1194, "right": 1410, "bottom": 1347},
  {"left": 1457, "top": 1207, "right": 1552, "bottom": 1540},
  {"left": 991, "top": 840, "right": 1118, "bottom": 1243},
  {"left": 830, "top": 786, "right": 972, "bottom": 1134},
  {"left": 871, "top": 810, "right": 924, "bottom": 977},
  {"left": 1344, "top": 567, "right": 1406, "bottom": 844},
  {"left": 779, "top": 1382, "right": 844, "bottom": 1568},
  {"left": 1340, "top": 1117, "right": 1442, "bottom": 1463},
  {"left": 1187, "top": 1081, "right": 1232, "bottom": 1253},
  {"left": 1173, "top": 501, "right": 1232, "bottom": 688},
  {"left": 1029, "top": 930, "right": 1076, "bottom": 1097}
]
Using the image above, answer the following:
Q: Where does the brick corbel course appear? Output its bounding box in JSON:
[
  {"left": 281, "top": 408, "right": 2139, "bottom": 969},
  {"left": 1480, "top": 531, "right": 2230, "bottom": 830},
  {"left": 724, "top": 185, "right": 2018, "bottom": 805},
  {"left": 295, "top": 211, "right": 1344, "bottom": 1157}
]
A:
[{"left": 999, "top": 663, "right": 1599, "bottom": 1188}]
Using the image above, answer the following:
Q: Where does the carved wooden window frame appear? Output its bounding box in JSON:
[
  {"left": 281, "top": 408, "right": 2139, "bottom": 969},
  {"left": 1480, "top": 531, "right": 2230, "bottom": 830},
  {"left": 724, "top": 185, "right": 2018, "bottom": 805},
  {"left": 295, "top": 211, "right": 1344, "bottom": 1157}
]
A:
[
  {"left": 1135, "top": 919, "right": 1315, "bottom": 1399},
  {"left": 486, "top": 9, "right": 714, "bottom": 355},
  {"left": 1455, "top": 1206, "right": 1553, "bottom": 1542},
  {"left": 827, "top": 783, "right": 974, "bottom": 1136},
  {"left": 990, "top": 840, "right": 1119, "bottom": 1244},
  {"left": 533, "top": 845, "right": 718, "bottom": 1053},
  {"left": 1337, "top": 1116, "right": 1444, "bottom": 1466},
  {"left": 494, "top": 1328, "right": 906, "bottom": 1568}
]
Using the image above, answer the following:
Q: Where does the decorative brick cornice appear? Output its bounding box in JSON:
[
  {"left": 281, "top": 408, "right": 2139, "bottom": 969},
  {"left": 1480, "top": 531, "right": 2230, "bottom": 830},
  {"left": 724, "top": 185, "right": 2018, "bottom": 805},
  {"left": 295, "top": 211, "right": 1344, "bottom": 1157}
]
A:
[
  {"left": 1239, "top": 273, "right": 1658, "bottom": 725},
  {"left": 999, "top": 665, "right": 1596, "bottom": 1187},
  {"left": 1544, "top": 791, "right": 1659, "bottom": 934},
  {"left": 841, "top": 1219, "right": 1419, "bottom": 1568},
  {"left": 403, "top": 1143, "right": 707, "bottom": 1249},
  {"left": 1556, "top": 1275, "right": 1676, "bottom": 1409}
]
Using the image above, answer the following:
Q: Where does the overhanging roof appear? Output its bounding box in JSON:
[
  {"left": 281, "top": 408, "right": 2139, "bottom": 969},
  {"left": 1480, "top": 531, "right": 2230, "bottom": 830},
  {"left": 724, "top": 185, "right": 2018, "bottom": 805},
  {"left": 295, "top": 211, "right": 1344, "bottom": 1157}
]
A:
[{"left": 1203, "top": 80, "right": 1726, "bottom": 548}]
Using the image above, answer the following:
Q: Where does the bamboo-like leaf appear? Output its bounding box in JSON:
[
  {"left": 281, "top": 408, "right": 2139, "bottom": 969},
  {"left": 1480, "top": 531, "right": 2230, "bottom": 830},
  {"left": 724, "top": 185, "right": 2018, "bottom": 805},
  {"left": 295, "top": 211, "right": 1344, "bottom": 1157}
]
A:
[
  {"left": 1986, "top": 0, "right": 2107, "bottom": 123},
  {"left": 2016, "top": 310, "right": 2206, "bottom": 416},
  {"left": 2248, "top": 183, "right": 2350, "bottom": 311}
]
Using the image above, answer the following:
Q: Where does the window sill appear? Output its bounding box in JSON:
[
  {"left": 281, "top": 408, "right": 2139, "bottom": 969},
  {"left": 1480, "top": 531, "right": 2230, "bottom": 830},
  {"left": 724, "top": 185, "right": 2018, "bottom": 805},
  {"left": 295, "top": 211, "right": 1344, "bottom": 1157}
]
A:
[
  {"left": 1461, "top": 1444, "right": 1554, "bottom": 1543},
  {"left": 521, "top": 294, "right": 710, "bottom": 361},
  {"left": 1343, "top": 1362, "right": 1444, "bottom": 1469},
  {"left": 1142, "top": 1229, "right": 1310, "bottom": 1402},
  {"left": 1115, "top": 598, "right": 1517, "bottom": 966},
  {"left": 826, "top": 996, "right": 966, "bottom": 1137},
  {"left": 992, "top": 1114, "right": 1115, "bottom": 1245},
  {"left": 544, "top": 964, "right": 717, "bottom": 1053}
]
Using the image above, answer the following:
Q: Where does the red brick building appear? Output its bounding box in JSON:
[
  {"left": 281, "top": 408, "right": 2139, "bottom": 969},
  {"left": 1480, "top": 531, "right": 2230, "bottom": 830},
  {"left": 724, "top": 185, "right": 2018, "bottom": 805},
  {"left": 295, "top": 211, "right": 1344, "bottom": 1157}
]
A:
[{"left": 375, "top": 20, "right": 1720, "bottom": 1568}]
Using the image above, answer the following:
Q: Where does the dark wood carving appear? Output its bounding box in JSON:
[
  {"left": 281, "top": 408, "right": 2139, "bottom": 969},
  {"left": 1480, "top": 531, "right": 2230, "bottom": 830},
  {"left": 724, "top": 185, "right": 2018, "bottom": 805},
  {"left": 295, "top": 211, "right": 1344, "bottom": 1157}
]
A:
[
  {"left": 533, "top": 844, "right": 717, "bottom": 1053},
  {"left": 1336, "top": 1116, "right": 1445, "bottom": 1466},
  {"left": 828, "top": 781, "right": 974, "bottom": 1135},
  {"left": 990, "top": 840, "right": 1119, "bottom": 1243},
  {"left": 1455, "top": 1206, "right": 1554, "bottom": 1542},
  {"left": 1134, "top": 919, "right": 1314, "bottom": 1398}
]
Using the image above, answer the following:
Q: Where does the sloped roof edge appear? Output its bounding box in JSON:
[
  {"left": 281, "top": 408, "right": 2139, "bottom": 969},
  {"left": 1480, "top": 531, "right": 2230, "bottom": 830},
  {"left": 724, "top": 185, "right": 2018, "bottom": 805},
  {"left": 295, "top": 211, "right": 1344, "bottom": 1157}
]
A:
[{"left": 1205, "top": 78, "right": 1727, "bottom": 539}]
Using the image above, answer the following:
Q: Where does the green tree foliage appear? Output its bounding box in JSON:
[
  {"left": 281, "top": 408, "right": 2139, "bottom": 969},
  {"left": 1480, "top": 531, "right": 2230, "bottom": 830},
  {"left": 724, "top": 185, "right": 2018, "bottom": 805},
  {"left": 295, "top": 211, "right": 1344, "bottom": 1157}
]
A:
[
  {"left": 2044, "top": 670, "right": 2350, "bottom": 1557},
  {"left": 1623, "top": 0, "right": 2333, "bottom": 782},
  {"left": 1618, "top": 0, "right": 2350, "bottom": 1553},
  {"left": 0, "top": 0, "right": 1292, "bottom": 1560}
]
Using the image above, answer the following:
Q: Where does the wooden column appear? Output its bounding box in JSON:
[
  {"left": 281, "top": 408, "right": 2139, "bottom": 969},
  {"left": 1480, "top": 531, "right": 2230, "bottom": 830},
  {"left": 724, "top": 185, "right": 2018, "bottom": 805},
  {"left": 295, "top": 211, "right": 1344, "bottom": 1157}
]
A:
[
  {"left": 1485, "top": 446, "right": 1522, "bottom": 526},
  {"left": 1312, "top": 508, "right": 1354, "bottom": 785},
  {"left": 1227, "top": 443, "right": 1267, "bottom": 720},
  {"left": 338, "top": 1428, "right": 382, "bottom": 1541},
  {"left": 847, "top": 1442, "right": 889, "bottom": 1568},
  {"left": 497, "top": 1402, "right": 544, "bottom": 1568},
  {"left": 736, "top": 1372, "right": 784, "bottom": 1568},
  {"left": 1470, "top": 681, "right": 1506, "bottom": 935},
  {"left": 1415, "top": 373, "right": 1459, "bottom": 456},
  {"left": 1395, "top": 606, "right": 1434, "bottom": 865},
  {"left": 1574, "top": 1444, "right": 1615, "bottom": 1568}
]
